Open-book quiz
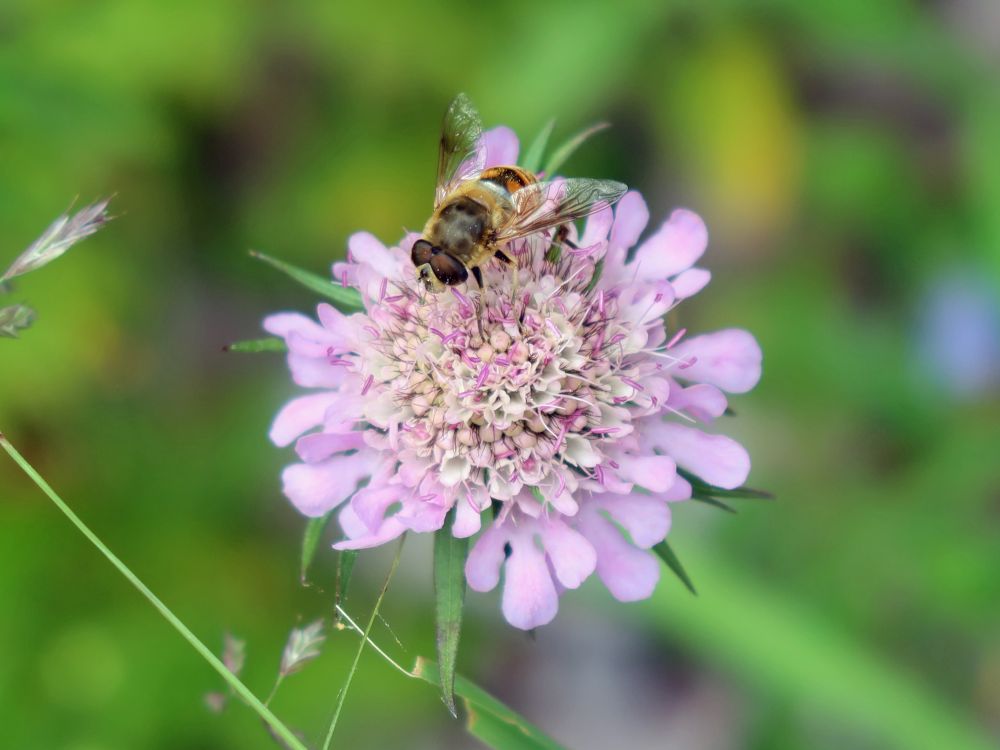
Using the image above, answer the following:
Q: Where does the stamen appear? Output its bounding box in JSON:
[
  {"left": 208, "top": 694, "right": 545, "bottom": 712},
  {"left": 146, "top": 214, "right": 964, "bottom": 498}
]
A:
[
  {"left": 621, "top": 376, "right": 644, "bottom": 391},
  {"left": 666, "top": 327, "right": 687, "bottom": 349},
  {"left": 450, "top": 287, "right": 472, "bottom": 314},
  {"left": 361, "top": 374, "right": 374, "bottom": 395},
  {"left": 679, "top": 356, "right": 697, "bottom": 370}
]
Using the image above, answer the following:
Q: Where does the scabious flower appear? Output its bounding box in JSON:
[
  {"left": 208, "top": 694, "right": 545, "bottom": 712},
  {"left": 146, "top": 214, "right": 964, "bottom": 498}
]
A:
[{"left": 265, "top": 127, "right": 761, "bottom": 629}]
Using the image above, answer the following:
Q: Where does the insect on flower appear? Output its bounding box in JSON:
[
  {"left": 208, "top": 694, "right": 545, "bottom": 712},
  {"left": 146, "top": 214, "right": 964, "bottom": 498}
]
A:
[
  {"left": 412, "top": 94, "right": 627, "bottom": 298},
  {"left": 265, "top": 97, "right": 763, "bottom": 631}
]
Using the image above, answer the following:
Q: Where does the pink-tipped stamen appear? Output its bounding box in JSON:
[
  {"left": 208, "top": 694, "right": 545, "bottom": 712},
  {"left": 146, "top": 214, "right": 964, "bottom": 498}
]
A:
[{"left": 666, "top": 327, "right": 687, "bottom": 349}]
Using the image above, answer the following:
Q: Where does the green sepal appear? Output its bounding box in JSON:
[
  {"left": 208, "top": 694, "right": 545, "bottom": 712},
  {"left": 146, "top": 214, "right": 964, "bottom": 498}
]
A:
[
  {"left": 521, "top": 119, "right": 556, "bottom": 174},
  {"left": 250, "top": 250, "right": 364, "bottom": 312},
  {"left": 224, "top": 336, "right": 287, "bottom": 353},
  {"left": 300, "top": 510, "right": 335, "bottom": 584},
  {"left": 653, "top": 539, "right": 697, "bottom": 595},
  {"left": 433, "top": 508, "right": 469, "bottom": 717},
  {"left": 542, "top": 122, "right": 610, "bottom": 177},
  {"left": 690, "top": 495, "right": 738, "bottom": 514},
  {"left": 679, "top": 469, "right": 774, "bottom": 502}
]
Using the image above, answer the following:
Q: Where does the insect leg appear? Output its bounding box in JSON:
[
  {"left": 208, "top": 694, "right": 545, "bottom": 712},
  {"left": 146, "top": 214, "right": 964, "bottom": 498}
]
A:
[{"left": 493, "top": 248, "right": 520, "bottom": 298}]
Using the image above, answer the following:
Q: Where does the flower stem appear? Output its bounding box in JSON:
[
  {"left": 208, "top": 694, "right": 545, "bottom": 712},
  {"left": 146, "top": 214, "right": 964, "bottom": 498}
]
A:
[
  {"left": 0, "top": 433, "right": 308, "bottom": 750},
  {"left": 321, "top": 535, "right": 405, "bottom": 750}
]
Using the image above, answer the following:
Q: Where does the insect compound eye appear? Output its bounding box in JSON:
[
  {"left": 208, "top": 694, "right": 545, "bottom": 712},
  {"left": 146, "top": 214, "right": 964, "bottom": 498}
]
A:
[
  {"left": 429, "top": 253, "right": 469, "bottom": 286},
  {"left": 411, "top": 239, "right": 435, "bottom": 266}
]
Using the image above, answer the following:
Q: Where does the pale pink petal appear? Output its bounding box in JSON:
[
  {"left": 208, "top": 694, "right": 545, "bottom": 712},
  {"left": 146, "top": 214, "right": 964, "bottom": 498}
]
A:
[
  {"left": 609, "top": 191, "right": 649, "bottom": 250},
  {"left": 581, "top": 205, "right": 614, "bottom": 246},
  {"left": 631, "top": 209, "right": 708, "bottom": 281},
  {"left": 670, "top": 268, "right": 711, "bottom": 299},
  {"left": 593, "top": 494, "right": 671, "bottom": 548},
  {"left": 502, "top": 529, "right": 559, "bottom": 629},
  {"left": 294, "top": 431, "right": 365, "bottom": 463},
  {"left": 465, "top": 522, "right": 507, "bottom": 592},
  {"left": 334, "top": 503, "right": 406, "bottom": 549},
  {"left": 660, "top": 475, "right": 692, "bottom": 502},
  {"left": 612, "top": 453, "right": 676, "bottom": 493},
  {"left": 281, "top": 452, "right": 377, "bottom": 517},
  {"left": 287, "top": 352, "right": 350, "bottom": 389},
  {"left": 397, "top": 498, "right": 449, "bottom": 533},
  {"left": 539, "top": 519, "right": 596, "bottom": 589},
  {"left": 649, "top": 422, "right": 750, "bottom": 489},
  {"left": 263, "top": 312, "right": 327, "bottom": 340},
  {"left": 316, "top": 303, "right": 357, "bottom": 341},
  {"left": 350, "top": 484, "right": 402, "bottom": 531},
  {"left": 270, "top": 392, "right": 340, "bottom": 447},
  {"left": 453, "top": 494, "right": 484, "bottom": 538},
  {"left": 666, "top": 383, "right": 729, "bottom": 422},
  {"left": 577, "top": 511, "right": 660, "bottom": 601},
  {"left": 669, "top": 329, "right": 762, "bottom": 393},
  {"left": 481, "top": 126, "right": 519, "bottom": 168},
  {"left": 348, "top": 232, "right": 398, "bottom": 280}
]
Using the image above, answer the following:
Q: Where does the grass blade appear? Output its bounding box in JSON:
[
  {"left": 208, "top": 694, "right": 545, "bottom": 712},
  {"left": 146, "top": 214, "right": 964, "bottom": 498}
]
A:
[
  {"left": 321, "top": 536, "right": 404, "bottom": 750},
  {"left": 0, "top": 434, "right": 308, "bottom": 750}
]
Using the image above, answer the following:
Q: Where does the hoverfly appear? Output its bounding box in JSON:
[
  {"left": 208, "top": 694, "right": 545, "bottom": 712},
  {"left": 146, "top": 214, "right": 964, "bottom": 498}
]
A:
[{"left": 411, "top": 93, "right": 627, "bottom": 295}]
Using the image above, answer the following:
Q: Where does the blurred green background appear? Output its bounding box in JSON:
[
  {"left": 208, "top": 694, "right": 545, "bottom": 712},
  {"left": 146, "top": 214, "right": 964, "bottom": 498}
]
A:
[{"left": 2, "top": 1, "right": 999, "bottom": 748}]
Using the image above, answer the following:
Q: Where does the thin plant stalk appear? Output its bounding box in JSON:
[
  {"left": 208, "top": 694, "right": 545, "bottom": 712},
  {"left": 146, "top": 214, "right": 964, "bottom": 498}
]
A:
[
  {"left": 0, "top": 433, "right": 308, "bottom": 750},
  {"left": 321, "top": 535, "right": 405, "bottom": 750}
]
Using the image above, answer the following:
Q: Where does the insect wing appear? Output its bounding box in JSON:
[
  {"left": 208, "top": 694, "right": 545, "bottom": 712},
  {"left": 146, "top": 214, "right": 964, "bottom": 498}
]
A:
[
  {"left": 494, "top": 178, "right": 628, "bottom": 243},
  {"left": 435, "top": 94, "right": 485, "bottom": 208}
]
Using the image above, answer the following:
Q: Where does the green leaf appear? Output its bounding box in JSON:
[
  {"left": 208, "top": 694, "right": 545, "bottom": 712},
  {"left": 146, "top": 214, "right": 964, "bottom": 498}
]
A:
[
  {"left": 520, "top": 119, "right": 555, "bottom": 174},
  {"left": 433, "top": 508, "right": 469, "bottom": 717},
  {"left": 653, "top": 539, "right": 697, "bottom": 595},
  {"left": 414, "top": 658, "right": 566, "bottom": 750},
  {"left": 224, "top": 336, "right": 287, "bottom": 353},
  {"left": 542, "top": 122, "right": 610, "bottom": 177},
  {"left": 300, "top": 511, "right": 335, "bottom": 584},
  {"left": 250, "top": 250, "right": 364, "bottom": 312}
]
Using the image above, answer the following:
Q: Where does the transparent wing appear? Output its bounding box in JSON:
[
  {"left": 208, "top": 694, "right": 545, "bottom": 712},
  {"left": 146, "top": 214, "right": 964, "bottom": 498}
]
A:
[
  {"left": 435, "top": 93, "right": 485, "bottom": 208},
  {"left": 494, "top": 178, "right": 628, "bottom": 243}
]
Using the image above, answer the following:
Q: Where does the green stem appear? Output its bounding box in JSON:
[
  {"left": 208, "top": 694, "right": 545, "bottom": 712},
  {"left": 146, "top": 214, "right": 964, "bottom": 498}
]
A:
[
  {"left": 321, "top": 535, "right": 405, "bottom": 750},
  {"left": 0, "top": 433, "right": 308, "bottom": 750}
]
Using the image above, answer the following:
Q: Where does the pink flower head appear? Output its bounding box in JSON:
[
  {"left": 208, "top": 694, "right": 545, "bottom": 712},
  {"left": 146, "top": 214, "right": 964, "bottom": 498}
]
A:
[{"left": 266, "top": 126, "right": 762, "bottom": 629}]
